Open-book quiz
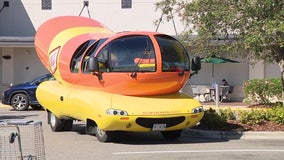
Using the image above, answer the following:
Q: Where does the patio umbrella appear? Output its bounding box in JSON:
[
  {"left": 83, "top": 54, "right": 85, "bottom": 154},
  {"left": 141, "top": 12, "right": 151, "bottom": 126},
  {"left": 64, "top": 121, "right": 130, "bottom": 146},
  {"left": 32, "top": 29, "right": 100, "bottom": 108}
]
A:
[{"left": 201, "top": 56, "right": 239, "bottom": 83}]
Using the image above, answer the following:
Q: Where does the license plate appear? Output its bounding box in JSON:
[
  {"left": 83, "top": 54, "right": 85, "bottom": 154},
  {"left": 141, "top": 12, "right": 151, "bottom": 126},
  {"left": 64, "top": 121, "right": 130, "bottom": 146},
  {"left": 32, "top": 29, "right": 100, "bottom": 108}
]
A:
[{"left": 152, "top": 124, "right": 166, "bottom": 131}]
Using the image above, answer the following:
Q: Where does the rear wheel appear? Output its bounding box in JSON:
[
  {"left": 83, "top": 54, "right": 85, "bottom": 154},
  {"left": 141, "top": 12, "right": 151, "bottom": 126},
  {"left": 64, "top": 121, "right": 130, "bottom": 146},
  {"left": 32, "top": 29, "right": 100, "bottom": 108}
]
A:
[
  {"left": 94, "top": 126, "right": 113, "bottom": 142},
  {"left": 48, "top": 112, "right": 73, "bottom": 131},
  {"left": 161, "top": 130, "right": 182, "bottom": 140},
  {"left": 49, "top": 112, "right": 64, "bottom": 132},
  {"left": 11, "top": 93, "right": 29, "bottom": 111}
]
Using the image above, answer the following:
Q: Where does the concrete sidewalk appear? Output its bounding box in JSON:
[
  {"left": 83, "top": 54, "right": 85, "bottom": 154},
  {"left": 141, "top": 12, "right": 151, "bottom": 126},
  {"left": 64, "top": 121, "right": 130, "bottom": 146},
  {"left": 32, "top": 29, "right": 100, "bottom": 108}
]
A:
[
  {"left": 0, "top": 103, "right": 10, "bottom": 108},
  {"left": 202, "top": 101, "right": 249, "bottom": 107},
  {"left": 201, "top": 101, "right": 250, "bottom": 111}
]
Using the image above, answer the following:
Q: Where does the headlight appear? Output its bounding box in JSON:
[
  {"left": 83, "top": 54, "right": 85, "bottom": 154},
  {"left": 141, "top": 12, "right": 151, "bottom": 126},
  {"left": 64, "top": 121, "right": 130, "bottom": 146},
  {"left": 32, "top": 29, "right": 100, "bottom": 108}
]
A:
[
  {"left": 191, "top": 106, "right": 204, "bottom": 113},
  {"left": 106, "top": 109, "right": 128, "bottom": 116}
]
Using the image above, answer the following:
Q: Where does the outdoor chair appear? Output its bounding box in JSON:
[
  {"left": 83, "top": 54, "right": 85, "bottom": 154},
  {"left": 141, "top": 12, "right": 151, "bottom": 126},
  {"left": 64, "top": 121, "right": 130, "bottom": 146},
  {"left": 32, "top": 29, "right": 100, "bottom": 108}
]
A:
[
  {"left": 191, "top": 85, "right": 211, "bottom": 102},
  {"left": 220, "top": 86, "right": 234, "bottom": 102}
]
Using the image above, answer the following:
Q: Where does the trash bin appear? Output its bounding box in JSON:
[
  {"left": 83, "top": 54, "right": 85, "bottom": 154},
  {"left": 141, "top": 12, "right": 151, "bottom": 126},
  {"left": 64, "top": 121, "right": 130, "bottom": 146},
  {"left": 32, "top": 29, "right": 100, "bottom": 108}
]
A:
[{"left": 0, "top": 120, "right": 45, "bottom": 160}]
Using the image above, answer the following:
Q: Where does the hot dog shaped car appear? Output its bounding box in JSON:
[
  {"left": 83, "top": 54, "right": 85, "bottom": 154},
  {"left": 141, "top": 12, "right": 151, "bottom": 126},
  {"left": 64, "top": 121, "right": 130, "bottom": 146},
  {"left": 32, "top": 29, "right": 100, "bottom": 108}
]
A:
[{"left": 35, "top": 16, "right": 203, "bottom": 142}]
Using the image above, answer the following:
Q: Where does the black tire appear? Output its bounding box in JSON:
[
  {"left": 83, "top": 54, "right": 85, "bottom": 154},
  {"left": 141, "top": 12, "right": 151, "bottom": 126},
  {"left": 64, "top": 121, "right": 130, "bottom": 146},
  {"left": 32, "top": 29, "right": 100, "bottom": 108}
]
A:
[
  {"left": 31, "top": 105, "right": 43, "bottom": 110},
  {"left": 48, "top": 112, "right": 64, "bottom": 132},
  {"left": 11, "top": 93, "right": 30, "bottom": 111},
  {"left": 94, "top": 126, "right": 113, "bottom": 142},
  {"left": 63, "top": 119, "right": 73, "bottom": 131},
  {"left": 161, "top": 130, "right": 182, "bottom": 140}
]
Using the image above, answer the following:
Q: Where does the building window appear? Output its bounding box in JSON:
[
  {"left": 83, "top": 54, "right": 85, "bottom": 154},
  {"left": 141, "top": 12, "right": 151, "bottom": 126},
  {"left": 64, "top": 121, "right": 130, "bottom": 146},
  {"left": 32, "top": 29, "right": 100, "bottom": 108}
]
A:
[
  {"left": 42, "top": 0, "right": 52, "bottom": 10},
  {"left": 121, "top": 0, "right": 132, "bottom": 9}
]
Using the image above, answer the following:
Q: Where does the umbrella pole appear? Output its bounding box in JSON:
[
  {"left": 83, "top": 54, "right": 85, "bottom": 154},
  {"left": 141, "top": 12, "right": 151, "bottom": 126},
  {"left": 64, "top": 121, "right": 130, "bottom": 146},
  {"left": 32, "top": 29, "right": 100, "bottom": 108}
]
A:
[
  {"left": 211, "top": 64, "right": 214, "bottom": 84},
  {"left": 215, "top": 84, "right": 219, "bottom": 107}
]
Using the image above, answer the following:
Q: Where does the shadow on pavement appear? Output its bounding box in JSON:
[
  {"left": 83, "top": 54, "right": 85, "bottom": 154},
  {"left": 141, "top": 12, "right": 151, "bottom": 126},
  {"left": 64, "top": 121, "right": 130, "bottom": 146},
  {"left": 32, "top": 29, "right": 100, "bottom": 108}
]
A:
[{"left": 70, "top": 123, "right": 229, "bottom": 144}]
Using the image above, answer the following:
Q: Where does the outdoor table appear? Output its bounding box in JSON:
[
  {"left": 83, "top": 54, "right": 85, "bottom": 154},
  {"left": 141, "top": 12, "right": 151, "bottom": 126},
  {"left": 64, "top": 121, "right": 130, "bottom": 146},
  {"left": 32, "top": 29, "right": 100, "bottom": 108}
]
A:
[{"left": 209, "top": 86, "right": 230, "bottom": 102}]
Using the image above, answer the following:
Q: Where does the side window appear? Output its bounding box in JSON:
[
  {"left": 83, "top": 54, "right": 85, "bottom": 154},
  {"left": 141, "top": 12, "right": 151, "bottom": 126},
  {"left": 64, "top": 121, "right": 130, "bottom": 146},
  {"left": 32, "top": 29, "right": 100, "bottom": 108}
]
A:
[
  {"left": 97, "top": 45, "right": 110, "bottom": 72},
  {"left": 97, "top": 35, "right": 156, "bottom": 72},
  {"left": 155, "top": 35, "right": 190, "bottom": 72},
  {"left": 70, "top": 40, "right": 95, "bottom": 73},
  {"left": 82, "top": 38, "right": 108, "bottom": 73}
]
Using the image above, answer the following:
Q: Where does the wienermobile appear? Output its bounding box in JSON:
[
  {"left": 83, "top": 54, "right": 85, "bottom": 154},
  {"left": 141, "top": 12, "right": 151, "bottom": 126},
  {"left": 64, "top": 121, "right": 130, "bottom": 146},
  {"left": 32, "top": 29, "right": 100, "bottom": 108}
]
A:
[{"left": 35, "top": 16, "right": 204, "bottom": 142}]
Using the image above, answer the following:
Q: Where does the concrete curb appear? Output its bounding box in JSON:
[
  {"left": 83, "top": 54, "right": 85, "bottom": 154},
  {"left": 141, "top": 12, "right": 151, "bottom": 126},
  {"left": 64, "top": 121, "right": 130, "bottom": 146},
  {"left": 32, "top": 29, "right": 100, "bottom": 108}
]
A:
[
  {"left": 184, "top": 128, "right": 284, "bottom": 140},
  {"left": 0, "top": 104, "right": 10, "bottom": 108}
]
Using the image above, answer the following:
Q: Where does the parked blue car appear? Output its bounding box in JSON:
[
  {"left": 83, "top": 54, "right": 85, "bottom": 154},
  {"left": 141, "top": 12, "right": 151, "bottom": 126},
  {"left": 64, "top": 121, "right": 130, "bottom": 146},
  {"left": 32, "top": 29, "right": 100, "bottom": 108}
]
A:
[{"left": 1, "top": 74, "right": 54, "bottom": 111}]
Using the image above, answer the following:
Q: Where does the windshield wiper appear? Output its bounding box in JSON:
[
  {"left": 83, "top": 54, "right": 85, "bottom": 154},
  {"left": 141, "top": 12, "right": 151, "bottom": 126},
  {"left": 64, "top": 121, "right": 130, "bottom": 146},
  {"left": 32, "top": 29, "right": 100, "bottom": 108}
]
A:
[{"left": 131, "top": 46, "right": 151, "bottom": 78}]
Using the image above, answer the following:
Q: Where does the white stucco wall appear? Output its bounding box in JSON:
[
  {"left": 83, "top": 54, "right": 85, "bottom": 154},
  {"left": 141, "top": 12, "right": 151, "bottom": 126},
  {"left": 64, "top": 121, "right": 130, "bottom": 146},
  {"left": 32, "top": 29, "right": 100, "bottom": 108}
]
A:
[
  {"left": 1, "top": 48, "right": 13, "bottom": 84},
  {"left": 13, "top": 48, "right": 48, "bottom": 83},
  {"left": 249, "top": 61, "right": 281, "bottom": 80},
  {"left": 265, "top": 62, "right": 281, "bottom": 78},
  {"left": 0, "top": 0, "right": 184, "bottom": 36},
  {"left": 188, "top": 57, "right": 250, "bottom": 86}
]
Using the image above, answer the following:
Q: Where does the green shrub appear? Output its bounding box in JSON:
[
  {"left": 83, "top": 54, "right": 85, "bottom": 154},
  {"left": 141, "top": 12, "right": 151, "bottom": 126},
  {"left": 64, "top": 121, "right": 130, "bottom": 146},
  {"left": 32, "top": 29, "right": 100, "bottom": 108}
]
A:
[
  {"left": 198, "top": 108, "right": 226, "bottom": 129},
  {"left": 198, "top": 106, "right": 284, "bottom": 130},
  {"left": 237, "top": 109, "right": 268, "bottom": 125},
  {"left": 243, "top": 78, "right": 281, "bottom": 105},
  {"left": 219, "top": 108, "right": 236, "bottom": 120},
  {"left": 267, "top": 104, "right": 284, "bottom": 124}
]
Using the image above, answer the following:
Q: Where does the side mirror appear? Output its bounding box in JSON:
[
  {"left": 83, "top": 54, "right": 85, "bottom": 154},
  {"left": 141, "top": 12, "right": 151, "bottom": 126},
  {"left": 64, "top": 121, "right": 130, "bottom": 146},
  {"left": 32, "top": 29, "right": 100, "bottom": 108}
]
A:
[
  {"left": 191, "top": 56, "right": 201, "bottom": 71},
  {"left": 88, "top": 57, "right": 99, "bottom": 72},
  {"left": 35, "top": 81, "right": 41, "bottom": 86}
]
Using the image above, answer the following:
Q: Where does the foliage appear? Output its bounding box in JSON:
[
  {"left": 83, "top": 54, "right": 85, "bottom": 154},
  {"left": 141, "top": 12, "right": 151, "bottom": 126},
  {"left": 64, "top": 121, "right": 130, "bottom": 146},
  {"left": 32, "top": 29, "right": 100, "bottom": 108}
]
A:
[
  {"left": 198, "top": 105, "right": 284, "bottom": 129},
  {"left": 219, "top": 108, "right": 236, "bottom": 120},
  {"left": 156, "top": 0, "right": 284, "bottom": 104},
  {"left": 155, "top": 0, "right": 284, "bottom": 61},
  {"left": 237, "top": 104, "right": 284, "bottom": 125},
  {"left": 267, "top": 104, "right": 284, "bottom": 124},
  {"left": 243, "top": 78, "right": 281, "bottom": 104},
  {"left": 197, "top": 108, "right": 226, "bottom": 129},
  {"left": 237, "top": 109, "right": 269, "bottom": 125}
]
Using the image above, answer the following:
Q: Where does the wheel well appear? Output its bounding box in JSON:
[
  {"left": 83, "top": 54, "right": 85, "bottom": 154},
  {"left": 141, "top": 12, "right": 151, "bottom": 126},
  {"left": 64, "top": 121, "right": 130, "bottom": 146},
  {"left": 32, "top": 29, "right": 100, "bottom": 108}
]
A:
[
  {"left": 86, "top": 119, "right": 97, "bottom": 135},
  {"left": 9, "top": 91, "right": 30, "bottom": 105},
  {"left": 46, "top": 110, "right": 73, "bottom": 123},
  {"left": 47, "top": 110, "right": 51, "bottom": 124}
]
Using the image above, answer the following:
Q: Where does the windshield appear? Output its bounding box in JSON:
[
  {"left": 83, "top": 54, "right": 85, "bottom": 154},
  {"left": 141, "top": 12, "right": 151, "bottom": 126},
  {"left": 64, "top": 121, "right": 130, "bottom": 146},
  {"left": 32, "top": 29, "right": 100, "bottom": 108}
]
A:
[
  {"left": 96, "top": 35, "right": 156, "bottom": 72},
  {"left": 155, "top": 35, "right": 190, "bottom": 72}
]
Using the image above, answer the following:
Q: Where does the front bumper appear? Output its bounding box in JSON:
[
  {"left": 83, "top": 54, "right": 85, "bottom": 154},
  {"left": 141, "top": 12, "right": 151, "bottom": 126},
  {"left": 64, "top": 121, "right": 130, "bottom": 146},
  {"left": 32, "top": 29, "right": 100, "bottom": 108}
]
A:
[{"left": 97, "top": 112, "right": 204, "bottom": 132}]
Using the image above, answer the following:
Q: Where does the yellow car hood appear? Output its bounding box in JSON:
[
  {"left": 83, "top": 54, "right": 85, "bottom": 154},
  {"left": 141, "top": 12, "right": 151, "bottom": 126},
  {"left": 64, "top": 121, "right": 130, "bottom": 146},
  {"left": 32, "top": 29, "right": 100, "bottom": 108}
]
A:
[{"left": 110, "top": 92, "right": 201, "bottom": 116}]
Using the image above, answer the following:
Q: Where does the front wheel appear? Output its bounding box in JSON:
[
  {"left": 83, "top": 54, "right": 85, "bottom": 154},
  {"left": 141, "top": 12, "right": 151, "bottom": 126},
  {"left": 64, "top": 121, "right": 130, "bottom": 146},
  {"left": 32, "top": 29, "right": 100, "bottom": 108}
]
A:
[
  {"left": 94, "top": 126, "right": 113, "bottom": 142},
  {"left": 161, "top": 130, "right": 182, "bottom": 140},
  {"left": 11, "top": 93, "right": 29, "bottom": 111}
]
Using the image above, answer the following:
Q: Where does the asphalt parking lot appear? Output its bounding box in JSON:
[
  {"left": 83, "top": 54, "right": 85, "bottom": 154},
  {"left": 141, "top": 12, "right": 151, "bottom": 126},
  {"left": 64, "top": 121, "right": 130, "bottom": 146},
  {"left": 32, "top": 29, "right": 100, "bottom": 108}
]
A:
[{"left": 1, "top": 104, "right": 284, "bottom": 160}]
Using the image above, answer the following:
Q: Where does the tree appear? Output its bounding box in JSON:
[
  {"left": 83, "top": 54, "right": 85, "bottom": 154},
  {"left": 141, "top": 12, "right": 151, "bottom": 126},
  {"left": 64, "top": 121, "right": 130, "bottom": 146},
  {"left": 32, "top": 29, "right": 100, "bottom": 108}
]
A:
[{"left": 156, "top": 0, "right": 284, "bottom": 103}]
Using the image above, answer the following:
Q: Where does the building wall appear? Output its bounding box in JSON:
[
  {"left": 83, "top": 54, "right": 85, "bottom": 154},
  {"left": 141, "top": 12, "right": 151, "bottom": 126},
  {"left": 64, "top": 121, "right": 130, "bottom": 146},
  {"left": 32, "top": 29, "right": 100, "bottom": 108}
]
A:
[
  {"left": 249, "top": 61, "right": 281, "bottom": 80},
  {"left": 265, "top": 62, "right": 281, "bottom": 78},
  {"left": 1, "top": 48, "right": 13, "bottom": 84},
  {"left": 13, "top": 48, "right": 48, "bottom": 83},
  {"left": 0, "top": 0, "right": 184, "bottom": 36}
]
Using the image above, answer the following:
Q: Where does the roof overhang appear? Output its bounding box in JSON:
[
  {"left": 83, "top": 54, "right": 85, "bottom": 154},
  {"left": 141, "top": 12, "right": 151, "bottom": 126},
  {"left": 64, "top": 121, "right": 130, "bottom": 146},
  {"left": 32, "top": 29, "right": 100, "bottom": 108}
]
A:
[{"left": 0, "top": 36, "right": 34, "bottom": 47}]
